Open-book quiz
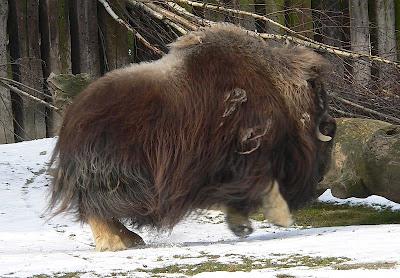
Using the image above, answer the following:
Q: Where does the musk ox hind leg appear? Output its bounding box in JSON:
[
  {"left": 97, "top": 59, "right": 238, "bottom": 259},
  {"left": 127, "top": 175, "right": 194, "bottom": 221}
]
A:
[
  {"left": 262, "top": 181, "right": 293, "bottom": 227},
  {"left": 225, "top": 206, "right": 254, "bottom": 238},
  {"left": 87, "top": 217, "right": 144, "bottom": 252}
]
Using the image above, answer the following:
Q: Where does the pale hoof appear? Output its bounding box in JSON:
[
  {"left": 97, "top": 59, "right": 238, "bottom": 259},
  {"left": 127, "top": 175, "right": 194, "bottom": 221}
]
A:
[
  {"left": 95, "top": 230, "right": 144, "bottom": 252},
  {"left": 88, "top": 217, "right": 145, "bottom": 252},
  {"left": 263, "top": 209, "right": 294, "bottom": 227}
]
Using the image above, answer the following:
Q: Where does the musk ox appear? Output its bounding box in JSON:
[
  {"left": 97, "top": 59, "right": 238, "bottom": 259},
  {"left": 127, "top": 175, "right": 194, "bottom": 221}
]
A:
[{"left": 48, "top": 24, "right": 336, "bottom": 251}]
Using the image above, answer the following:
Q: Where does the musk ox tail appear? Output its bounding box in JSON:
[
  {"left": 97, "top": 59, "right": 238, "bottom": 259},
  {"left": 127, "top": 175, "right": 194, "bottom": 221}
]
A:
[{"left": 47, "top": 141, "right": 81, "bottom": 219}]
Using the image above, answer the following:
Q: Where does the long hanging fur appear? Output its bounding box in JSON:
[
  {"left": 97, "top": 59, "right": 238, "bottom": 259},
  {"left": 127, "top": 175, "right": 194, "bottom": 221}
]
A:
[{"left": 48, "top": 24, "right": 335, "bottom": 229}]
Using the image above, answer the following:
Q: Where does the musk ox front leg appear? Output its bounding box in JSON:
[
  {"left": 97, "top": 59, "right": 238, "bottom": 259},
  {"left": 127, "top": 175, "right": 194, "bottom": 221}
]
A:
[
  {"left": 262, "top": 181, "right": 293, "bottom": 227},
  {"left": 225, "top": 206, "right": 253, "bottom": 238},
  {"left": 87, "top": 217, "right": 144, "bottom": 252}
]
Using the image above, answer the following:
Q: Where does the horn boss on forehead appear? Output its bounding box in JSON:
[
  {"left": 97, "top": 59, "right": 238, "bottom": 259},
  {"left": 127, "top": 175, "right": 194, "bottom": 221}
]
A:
[{"left": 48, "top": 24, "right": 335, "bottom": 251}]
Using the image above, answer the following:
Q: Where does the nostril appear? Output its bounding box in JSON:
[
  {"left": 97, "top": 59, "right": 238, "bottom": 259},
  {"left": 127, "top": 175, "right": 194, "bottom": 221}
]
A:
[{"left": 320, "top": 122, "right": 336, "bottom": 137}]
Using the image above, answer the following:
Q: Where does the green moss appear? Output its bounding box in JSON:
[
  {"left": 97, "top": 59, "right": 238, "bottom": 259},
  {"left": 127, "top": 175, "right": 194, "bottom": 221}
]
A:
[
  {"left": 31, "top": 272, "right": 82, "bottom": 278},
  {"left": 334, "top": 262, "right": 397, "bottom": 270},
  {"left": 251, "top": 202, "right": 400, "bottom": 227},
  {"left": 140, "top": 254, "right": 349, "bottom": 276},
  {"left": 48, "top": 73, "right": 91, "bottom": 107},
  {"left": 276, "top": 274, "right": 296, "bottom": 278}
]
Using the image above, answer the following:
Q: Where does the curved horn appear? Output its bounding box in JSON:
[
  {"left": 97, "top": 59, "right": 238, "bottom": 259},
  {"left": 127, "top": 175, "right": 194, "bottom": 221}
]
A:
[{"left": 316, "top": 127, "right": 332, "bottom": 142}]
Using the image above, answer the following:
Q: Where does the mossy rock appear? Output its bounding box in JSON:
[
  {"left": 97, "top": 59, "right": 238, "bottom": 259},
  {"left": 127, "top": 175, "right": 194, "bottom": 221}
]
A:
[
  {"left": 47, "top": 72, "right": 91, "bottom": 113},
  {"left": 318, "top": 118, "right": 400, "bottom": 203},
  {"left": 363, "top": 125, "right": 400, "bottom": 202}
]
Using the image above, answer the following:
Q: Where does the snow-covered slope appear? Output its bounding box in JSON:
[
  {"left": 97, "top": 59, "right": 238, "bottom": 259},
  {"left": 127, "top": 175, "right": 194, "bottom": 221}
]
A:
[{"left": 1, "top": 138, "right": 399, "bottom": 277}]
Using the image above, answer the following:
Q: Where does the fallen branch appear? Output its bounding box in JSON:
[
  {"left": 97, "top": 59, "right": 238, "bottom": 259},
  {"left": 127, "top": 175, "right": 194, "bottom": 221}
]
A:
[
  {"left": 144, "top": 1, "right": 198, "bottom": 30},
  {"left": 0, "top": 81, "right": 61, "bottom": 113},
  {"left": 329, "top": 92, "right": 400, "bottom": 124},
  {"left": 127, "top": 0, "right": 188, "bottom": 34},
  {"left": 330, "top": 107, "right": 365, "bottom": 118},
  {"left": 98, "top": 0, "right": 164, "bottom": 56},
  {"left": 0, "top": 77, "right": 50, "bottom": 100},
  {"left": 165, "top": 1, "right": 213, "bottom": 26},
  {"left": 258, "top": 33, "right": 400, "bottom": 68}
]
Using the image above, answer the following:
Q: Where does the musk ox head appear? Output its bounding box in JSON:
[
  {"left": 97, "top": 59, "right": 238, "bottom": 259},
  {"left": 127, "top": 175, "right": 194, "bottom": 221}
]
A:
[{"left": 48, "top": 24, "right": 335, "bottom": 251}]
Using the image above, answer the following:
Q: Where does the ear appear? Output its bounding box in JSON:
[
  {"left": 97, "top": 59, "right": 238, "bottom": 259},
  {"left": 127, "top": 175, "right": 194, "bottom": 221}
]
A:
[{"left": 291, "top": 48, "right": 330, "bottom": 81}]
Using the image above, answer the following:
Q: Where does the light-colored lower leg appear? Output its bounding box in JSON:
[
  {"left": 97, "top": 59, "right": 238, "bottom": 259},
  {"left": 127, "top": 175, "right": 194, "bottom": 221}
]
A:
[
  {"left": 87, "top": 217, "right": 144, "bottom": 252},
  {"left": 262, "top": 181, "right": 293, "bottom": 227},
  {"left": 225, "top": 206, "right": 253, "bottom": 237}
]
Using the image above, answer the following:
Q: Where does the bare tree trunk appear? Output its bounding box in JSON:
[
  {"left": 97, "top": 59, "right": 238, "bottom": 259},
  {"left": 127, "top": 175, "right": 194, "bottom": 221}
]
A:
[
  {"left": 349, "top": 0, "right": 371, "bottom": 89},
  {"left": 313, "top": 0, "right": 347, "bottom": 95},
  {"left": 375, "top": 0, "right": 397, "bottom": 90},
  {"left": 40, "top": 0, "right": 72, "bottom": 136},
  {"left": 285, "top": 0, "right": 313, "bottom": 38},
  {"left": 98, "top": 0, "right": 129, "bottom": 72},
  {"left": 40, "top": 0, "right": 72, "bottom": 76},
  {"left": 8, "top": 0, "right": 47, "bottom": 141},
  {"left": 0, "top": 0, "right": 14, "bottom": 143},
  {"left": 254, "top": 0, "right": 285, "bottom": 33},
  {"left": 69, "top": 0, "right": 101, "bottom": 78},
  {"left": 396, "top": 0, "right": 400, "bottom": 60}
]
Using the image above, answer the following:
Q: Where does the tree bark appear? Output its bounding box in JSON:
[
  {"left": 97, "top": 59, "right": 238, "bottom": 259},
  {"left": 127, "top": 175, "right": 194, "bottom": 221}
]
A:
[
  {"left": 40, "top": 0, "right": 72, "bottom": 136},
  {"left": 395, "top": 0, "right": 400, "bottom": 60},
  {"left": 8, "top": 0, "right": 46, "bottom": 141},
  {"left": 349, "top": 0, "right": 371, "bottom": 89},
  {"left": 254, "top": 0, "right": 285, "bottom": 34},
  {"left": 313, "top": 0, "right": 346, "bottom": 95},
  {"left": 98, "top": 0, "right": 129, "bottom": 72},
  {"left": 285, "top": 0, "right": 313, "bottom": 38},
  {"left": 69, "top": 0, "right": 101, "bottom": 78},
  {"left": 40, "top": 0, "right": 72, "bottom": 76},
  {"left": 375, "top": 0, "right": 397, "bottom": 89},
  {"left": 0, "top": 0, "right": 14, "bottom": 143}
]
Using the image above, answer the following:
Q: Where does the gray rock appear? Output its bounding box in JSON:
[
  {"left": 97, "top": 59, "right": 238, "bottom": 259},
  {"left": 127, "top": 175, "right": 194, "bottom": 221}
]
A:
[{"left": 318, "top": 118, "right": 400, "bottom": 203}]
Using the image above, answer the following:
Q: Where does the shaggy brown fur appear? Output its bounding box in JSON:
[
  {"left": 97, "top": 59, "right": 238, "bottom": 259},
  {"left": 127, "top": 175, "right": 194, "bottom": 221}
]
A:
[{"left": 49, "top": 24, "right": 335, "bottom": 243}]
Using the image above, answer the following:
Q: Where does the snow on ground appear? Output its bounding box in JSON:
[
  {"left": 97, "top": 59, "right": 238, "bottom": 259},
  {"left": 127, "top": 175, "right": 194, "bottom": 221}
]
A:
[
  {"left": 319, "top": 189, "right": 400, "bottom": 211},
  {"left": 1, "top": 138, "right": 399, "bottom": 278}
]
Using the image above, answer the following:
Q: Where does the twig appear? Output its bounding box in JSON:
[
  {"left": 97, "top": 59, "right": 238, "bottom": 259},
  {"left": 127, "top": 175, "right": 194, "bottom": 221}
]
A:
[
  {"left": 0, "top": 77, "right": 50, "bottom": 100},
  {"left": 144, "top": 2, "right": 197, "bottom": 30},
  {"left": 97, "top": 0, "right": 164, "bottom": 56},
  {"left": 0, "top": 81, "right": 61, "bottom": 113},
  {"left": 126, "top": 0, "right": 187, "bottom": 35},
  {"left": 328, "top": 92, "right": 400, "bottom": 124},
  {"left": 170, "top": 0, "right": 304, "bottom": 37},
  {"left": 171, "top": 0, "right": 400, "bottom": 69},
  {"left": 258, "top": 33, "right": 400, "bottom": 68},
  {"left": 165, "top": 1, "right": 213, "bottom": 26},
  {"left": 330, "top": 107, "right": 365, "bottom": 118}
]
